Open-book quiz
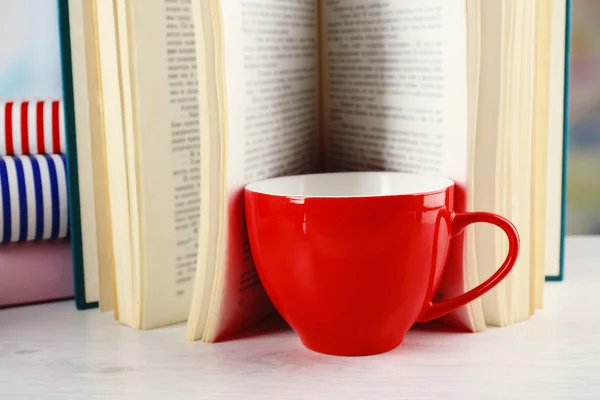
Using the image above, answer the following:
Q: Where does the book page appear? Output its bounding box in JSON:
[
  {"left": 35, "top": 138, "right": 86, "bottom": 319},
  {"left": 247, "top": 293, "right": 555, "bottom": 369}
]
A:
[
  {"left": 508, "top": 0, "right": 535, "bottom": 323},
  {"left": 323, "top": 0, "right": 467, "bottom": 180},
  {"left": 205, "top": 0, "right": 320, "bottom": 341},
  {"left": 95, "top": 0, "right": 135, "bottom": 326},
  {"left": 472, "top": 0, "right": 506, "bottom": 326},
  {"left": 128, "top": 0, "right": 201, "bottom": 329},
  {"left": 86, "top": 0, "right": 116, "bottom": 312},
  {"left": 68, "top": 0, "right": 116, "bottom": 312},
  {"left": 185, "top": 0, "right": 222, "bottom": 341},
  {"left": 322, "top": 1, "right": 482, "bottom": 331},
  {"left": 66, "top": 0, "right": 100, "bottom": 305},
  {"left": 530, "top": 0, "right": 552, "bottom": 312}
]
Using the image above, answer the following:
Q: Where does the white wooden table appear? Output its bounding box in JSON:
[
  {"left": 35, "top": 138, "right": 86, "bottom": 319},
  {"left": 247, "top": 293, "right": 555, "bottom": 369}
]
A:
[{"left": 1, "top": 236, "right": 599, "bottom": 399}]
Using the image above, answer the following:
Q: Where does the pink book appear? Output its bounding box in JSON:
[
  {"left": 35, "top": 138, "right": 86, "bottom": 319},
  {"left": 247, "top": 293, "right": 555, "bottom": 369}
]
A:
[{"left": 0, "top": 239, "right": 73, "bottom": 308}]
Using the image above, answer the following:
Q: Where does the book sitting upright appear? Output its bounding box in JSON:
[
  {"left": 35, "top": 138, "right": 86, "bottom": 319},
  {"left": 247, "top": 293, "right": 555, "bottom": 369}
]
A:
[
  {"left": 60, "top": 0, "right": 201, "bottom": 326},
  {"left": 186, "top": 0, "right": 571, "bottom": 341},
  {"left": 59, "top": 0, "right": 570, "bottom": 339}
]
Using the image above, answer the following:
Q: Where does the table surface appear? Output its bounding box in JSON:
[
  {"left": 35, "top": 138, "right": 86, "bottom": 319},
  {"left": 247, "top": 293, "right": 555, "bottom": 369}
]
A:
[{"left": 1, "top": 236, "right": 599, "bottom": 399}]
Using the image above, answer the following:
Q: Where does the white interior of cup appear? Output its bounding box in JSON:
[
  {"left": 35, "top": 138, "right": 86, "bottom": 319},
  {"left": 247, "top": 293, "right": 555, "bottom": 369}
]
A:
[{"left": 245, "top": 172, "right": 454, "bottom": 198}]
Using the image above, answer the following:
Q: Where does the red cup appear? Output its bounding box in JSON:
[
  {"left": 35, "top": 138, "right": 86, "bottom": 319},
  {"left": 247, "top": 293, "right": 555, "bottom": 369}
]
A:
[{"left": 244, "top": 172, "right": 519, "bottom": 356}]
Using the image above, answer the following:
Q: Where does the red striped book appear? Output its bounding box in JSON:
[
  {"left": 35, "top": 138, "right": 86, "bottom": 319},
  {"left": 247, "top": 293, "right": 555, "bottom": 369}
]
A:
[{"left": 0, "top": 100, "right": 65, "bottom": 156}]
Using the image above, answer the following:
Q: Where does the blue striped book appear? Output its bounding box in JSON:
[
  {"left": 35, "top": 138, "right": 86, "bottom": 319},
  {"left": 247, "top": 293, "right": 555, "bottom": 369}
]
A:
[{"left": 0, "top": 154, "right": 69, "bottom": 244}]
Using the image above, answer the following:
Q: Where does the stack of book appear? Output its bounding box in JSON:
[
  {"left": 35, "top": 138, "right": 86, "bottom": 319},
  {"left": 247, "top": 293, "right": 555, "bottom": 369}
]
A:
[{"left": 0, "top": 99, "right": 73, "bottom": 308}]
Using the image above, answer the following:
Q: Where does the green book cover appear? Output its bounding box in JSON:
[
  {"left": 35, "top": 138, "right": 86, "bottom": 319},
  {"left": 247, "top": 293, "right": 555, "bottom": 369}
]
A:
[
  {"left": 547, "top": 0, "right": 572, "bottom": 282},
  {"left": 56, "top": 0, "right": 98, "bottom": 309}
]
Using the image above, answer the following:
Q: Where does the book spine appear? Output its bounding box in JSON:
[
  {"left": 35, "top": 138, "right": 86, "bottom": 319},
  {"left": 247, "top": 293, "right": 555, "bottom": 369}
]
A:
[
  {"left": 556, "top": 0, "right": 572, "bottom": 282},
  {"left": 57, "top": 0, "right": 98, "bottom": 310},
  {"left": 0, "top": 100, "right": 66, "bottom": 156},
  {"left": 0, "top": 154, "right": 69, "bottom": 244}
]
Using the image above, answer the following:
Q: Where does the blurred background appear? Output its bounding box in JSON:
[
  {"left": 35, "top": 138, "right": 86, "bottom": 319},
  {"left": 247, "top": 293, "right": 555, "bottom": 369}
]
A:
[
  {"left": 566, "top": 0, "right": 600, "bottom": 234},
  {"left": 0, "top": 0, "right": 598, "bottom": 235},
  {"left": 0, "top": 0, "right": 62, "bottom": 99}
]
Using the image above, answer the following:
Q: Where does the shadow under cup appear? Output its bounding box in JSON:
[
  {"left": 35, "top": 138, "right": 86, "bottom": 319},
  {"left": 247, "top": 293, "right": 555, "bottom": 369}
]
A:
[{"left": 244, "top": 172, "right": 519, "bottom": 356}]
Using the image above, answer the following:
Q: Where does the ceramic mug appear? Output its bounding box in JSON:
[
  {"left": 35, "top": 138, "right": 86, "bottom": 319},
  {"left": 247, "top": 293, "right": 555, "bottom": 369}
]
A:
[{"left": 244, "top": 172, "right": 519, "bottom": 356}]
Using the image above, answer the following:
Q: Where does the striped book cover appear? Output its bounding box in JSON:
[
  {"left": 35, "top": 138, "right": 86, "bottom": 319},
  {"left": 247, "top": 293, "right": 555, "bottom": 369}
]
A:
[
  {"left": 0, "top": 100, "right": 66, "bottom": 155},
  {"left": 0, "top": 154, "right": 69, "bottom": 244}
]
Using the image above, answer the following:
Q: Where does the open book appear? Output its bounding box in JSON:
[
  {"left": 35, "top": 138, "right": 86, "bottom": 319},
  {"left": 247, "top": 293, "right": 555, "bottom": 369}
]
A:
[
  {"left": 59, "top": 0, "right": 570, "bottom": 337},
  {"left": 185, "top": 0, "right": 571, "bottom": 341},
  {"left": 60, "top": 0, "right": 201, "bottom": 326}
]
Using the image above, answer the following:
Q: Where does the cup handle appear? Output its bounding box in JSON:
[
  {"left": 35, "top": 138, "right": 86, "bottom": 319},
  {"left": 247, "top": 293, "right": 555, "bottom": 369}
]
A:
[{"left": 416, "top": 212, "right": 520, "bottom": 323}]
